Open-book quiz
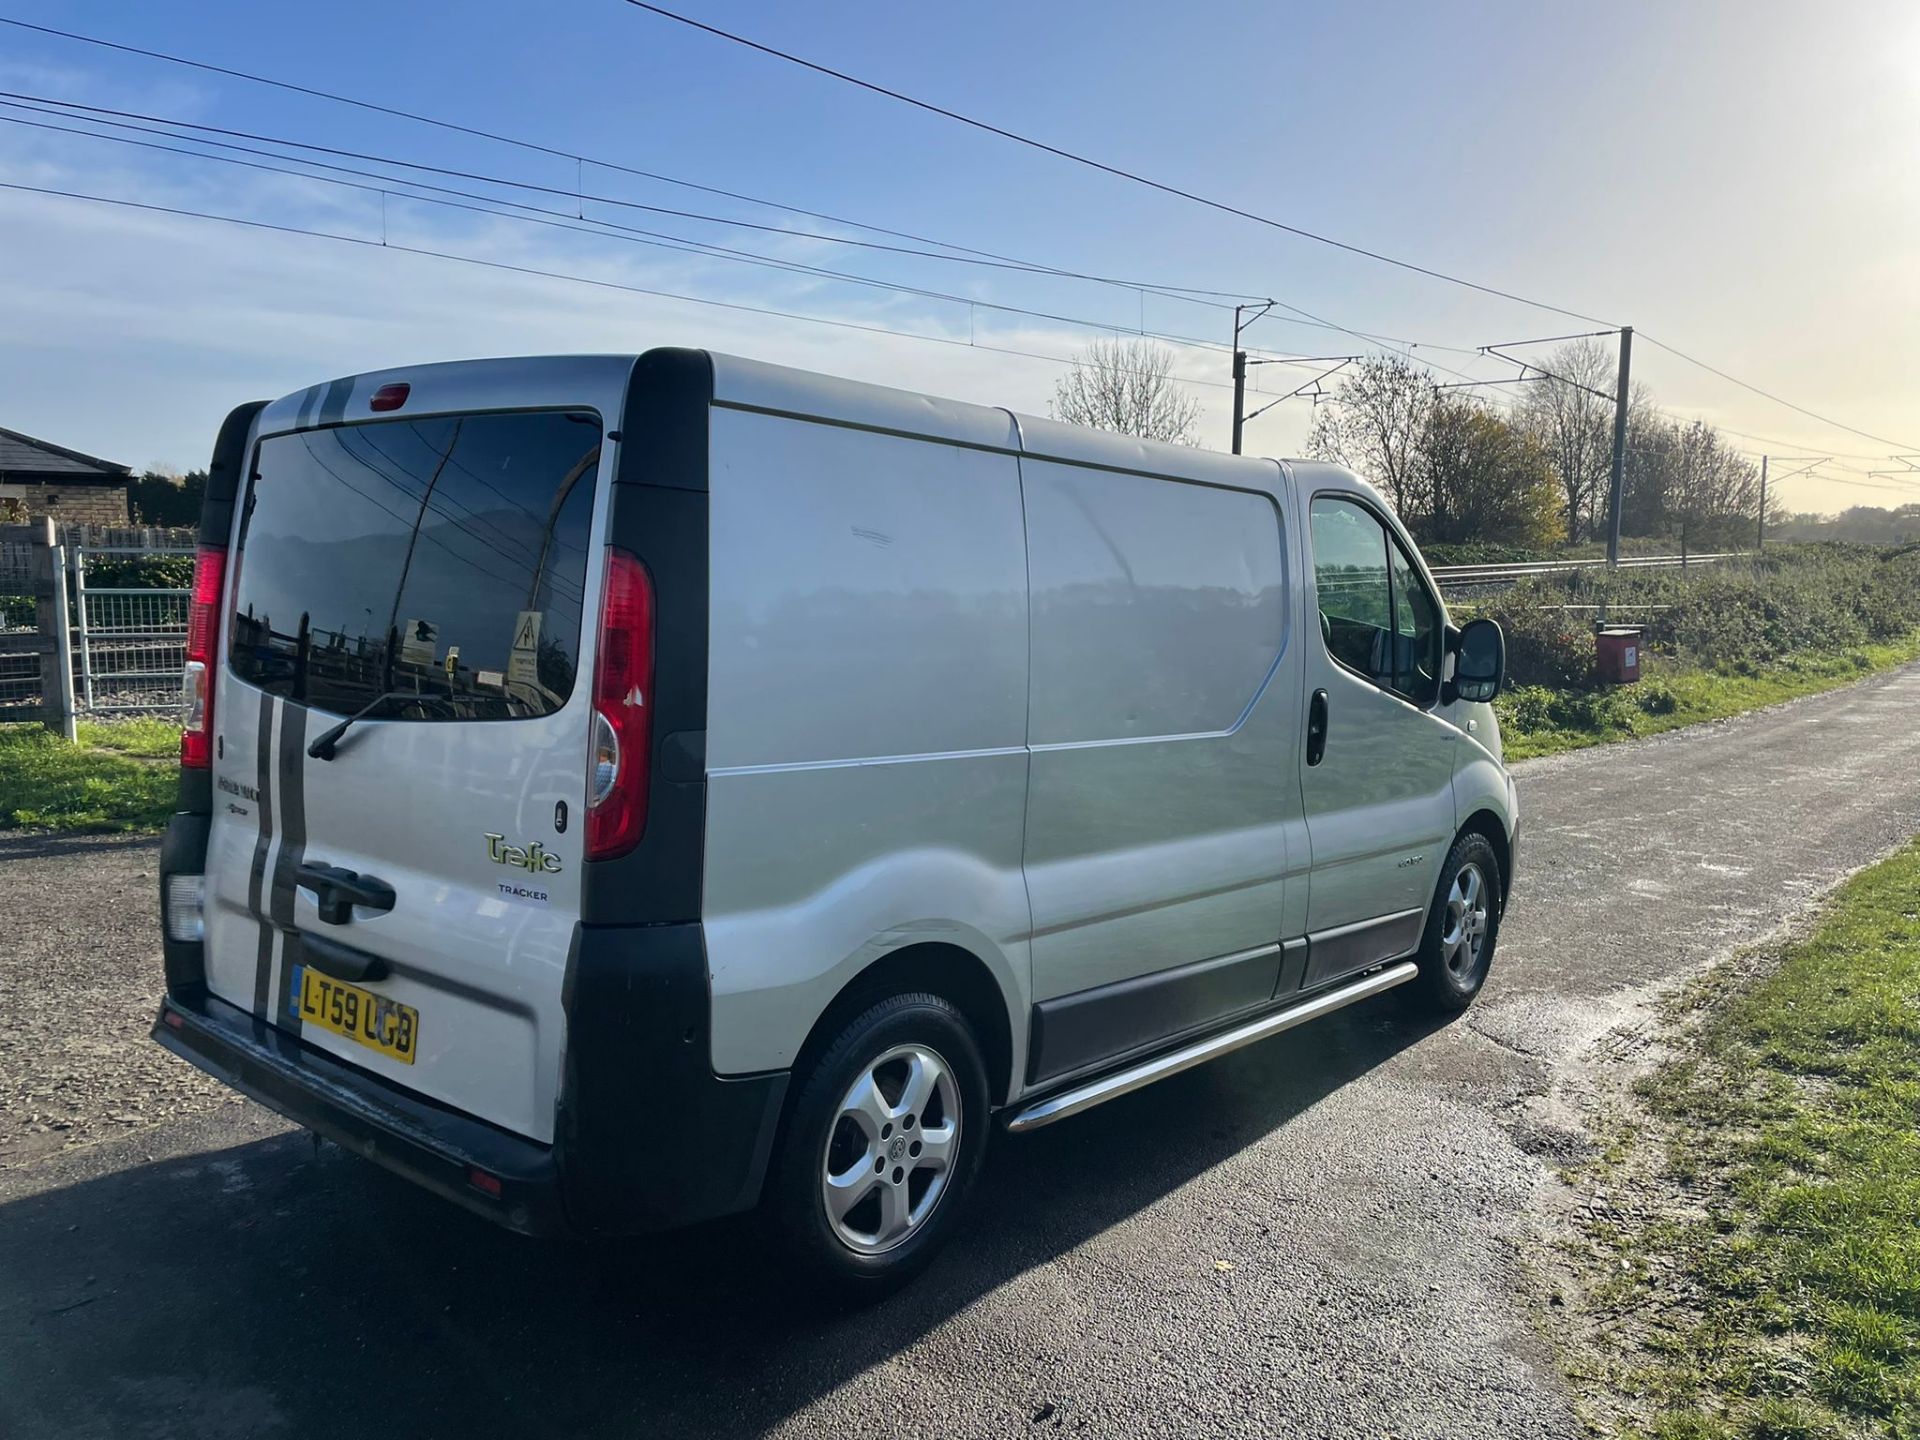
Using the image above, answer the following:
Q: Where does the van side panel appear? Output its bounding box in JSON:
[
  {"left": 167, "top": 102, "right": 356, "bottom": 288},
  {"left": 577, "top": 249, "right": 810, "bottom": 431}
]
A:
[
  {"left": 700, "top": 406, "right": 1032, "bottom": 1078},
  {"left": 1019, "top": 458, "right": 1299, "bottom": 1073}
]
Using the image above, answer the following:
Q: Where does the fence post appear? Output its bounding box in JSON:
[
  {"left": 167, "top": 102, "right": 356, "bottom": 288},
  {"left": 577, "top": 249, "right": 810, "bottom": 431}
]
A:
[
  {"left": 32, "top": 517, "right": 76, "bottom": 740},
  {"left": 71, "top": 542, "right": 95, "bottom": 712}
]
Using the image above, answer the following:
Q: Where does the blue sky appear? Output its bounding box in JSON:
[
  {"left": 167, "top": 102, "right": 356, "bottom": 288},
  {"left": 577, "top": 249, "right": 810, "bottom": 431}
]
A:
[{"left": 1, "top": 0, "right": 1916, "bottom": 511}]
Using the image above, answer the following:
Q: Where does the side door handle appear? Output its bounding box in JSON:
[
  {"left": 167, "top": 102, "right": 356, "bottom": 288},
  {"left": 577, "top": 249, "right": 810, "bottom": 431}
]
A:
[
  {"left": 295, "top": 862, "right": 396, "bottom": 925},
  {"left": 1306, "top": 689, "right": 1330, "bottom": 767}
]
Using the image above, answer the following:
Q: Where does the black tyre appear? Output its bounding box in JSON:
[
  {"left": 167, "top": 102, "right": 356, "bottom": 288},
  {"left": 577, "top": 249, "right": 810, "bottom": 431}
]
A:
[
  {"left": 1405, "top": 830, "right": 1503, "bottom": 1013},
  {"left": 765, "top": 992, "right": 990, "bottom": 1298}
]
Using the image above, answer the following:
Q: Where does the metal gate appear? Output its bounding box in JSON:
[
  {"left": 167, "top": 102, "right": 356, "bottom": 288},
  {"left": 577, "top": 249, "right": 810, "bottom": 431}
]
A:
[{"left": 70, "top": 542, "right": 193, "bottom": 714}]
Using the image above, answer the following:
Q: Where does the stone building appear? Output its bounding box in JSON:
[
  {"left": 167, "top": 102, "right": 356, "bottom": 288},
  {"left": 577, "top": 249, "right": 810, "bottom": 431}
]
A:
[{"left": 0, "top": 426, "right": 131, "bottom": 525}]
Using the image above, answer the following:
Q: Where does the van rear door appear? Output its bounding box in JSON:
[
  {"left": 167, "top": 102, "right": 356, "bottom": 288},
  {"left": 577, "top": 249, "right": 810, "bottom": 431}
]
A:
[{"left": 198, "top": 405, "right": 604, "bottom": 1142}]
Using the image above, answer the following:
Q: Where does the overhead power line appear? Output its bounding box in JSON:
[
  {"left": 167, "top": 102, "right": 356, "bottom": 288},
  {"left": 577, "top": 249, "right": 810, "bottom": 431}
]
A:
[
  {"left": 0, "top": 88, "right": 1256, "bottom": 310},
  {"left": 0, "top": 178, "right": 1335, "bottom": 410},
  {"left": 619, "top": 1, "right": 1619, "bottom": 329},
  {"left": 620, "top": 3, "right": 1919, "bottom": 464},
  {"left": 8, "top": 12, "right": 1910, "bottom": 470},
  {"left": 1, "top": 91, "right": 1478, "bottom": 368},
  {"left": 1479, "top": 344, "right": 1617, "bottom": 403},
  {"left": 1781, "top": 471, "right": 1920, "bottom": 496},
  {"left": 0, "top": 18, "right": 1535, "bottom": 367},
  {"left": 0, "top": 14, "right": 1258, "bottom": 311},
  {"left": 0, "top": 104, "right": 1300, "bottom": 361},
  {"left": 1637, "top": 331, "right": 1920, "bottom": 454},
  {"left": 1709, "top": 423, "right": 1898, "bottom": 465}
]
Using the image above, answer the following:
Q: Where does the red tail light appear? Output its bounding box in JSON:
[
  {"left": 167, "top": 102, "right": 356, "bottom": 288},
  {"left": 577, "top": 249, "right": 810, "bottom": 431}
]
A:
[
  {"left": 585, "top": 548, "right": 655, "bottom": 860},
  {"left": 180, "top": 544, "right": 227, "bottom": 769}
]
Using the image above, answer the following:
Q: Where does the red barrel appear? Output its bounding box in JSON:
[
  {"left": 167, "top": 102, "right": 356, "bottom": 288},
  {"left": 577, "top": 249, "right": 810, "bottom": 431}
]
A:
[{"left": 1595, "top": 626, "right": 1643, "bottom": 684}]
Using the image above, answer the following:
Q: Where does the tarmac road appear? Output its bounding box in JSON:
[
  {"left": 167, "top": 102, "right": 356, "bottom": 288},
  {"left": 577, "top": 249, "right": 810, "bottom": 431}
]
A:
[{"left": 5, "top": 662, "right": 1920, "bottom": 1439}]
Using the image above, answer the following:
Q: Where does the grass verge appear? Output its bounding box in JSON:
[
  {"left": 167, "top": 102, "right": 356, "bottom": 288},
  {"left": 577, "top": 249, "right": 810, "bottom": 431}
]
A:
[
  {"left": 76, "top": 715, "right": 185, "bottom": 759},
  {"left": 1497, "top": 633, "right": 1920, "bottom": 762},
  {"left": 1560, "top": 840, "right": 1920, "bottom": 1437},
  {"left": 0, "top": 724, "right": 178, "bottom": 831}
]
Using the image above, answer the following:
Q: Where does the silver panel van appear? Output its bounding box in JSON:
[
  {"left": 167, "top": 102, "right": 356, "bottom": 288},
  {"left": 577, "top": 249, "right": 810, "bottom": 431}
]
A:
[{"left": 153, "top": 349, "right": 1516, "bottom": 1292}]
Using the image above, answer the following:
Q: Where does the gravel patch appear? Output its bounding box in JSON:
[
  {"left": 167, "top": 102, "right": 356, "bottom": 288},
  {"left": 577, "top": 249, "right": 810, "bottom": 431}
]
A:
[{"left": 0, "top": 831, "right": 244, "bottom": 1167}]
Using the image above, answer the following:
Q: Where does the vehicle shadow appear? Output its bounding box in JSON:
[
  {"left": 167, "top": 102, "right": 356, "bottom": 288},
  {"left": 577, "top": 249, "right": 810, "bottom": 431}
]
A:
[
  {"left": 0, "top": 1000, "right": 1447, "bottom": 1439},
  {"left": 0, "top": 829, "right": 157, "bottom": 864}
]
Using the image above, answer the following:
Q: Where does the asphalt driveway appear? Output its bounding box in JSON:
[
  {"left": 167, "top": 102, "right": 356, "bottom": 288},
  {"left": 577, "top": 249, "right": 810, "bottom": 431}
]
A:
[{"left": 6, "top": 662, "right": 1920, "bottom": 1439}]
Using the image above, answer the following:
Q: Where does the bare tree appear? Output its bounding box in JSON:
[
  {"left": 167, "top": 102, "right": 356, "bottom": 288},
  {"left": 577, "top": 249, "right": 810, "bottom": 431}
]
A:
[
  {"left": 1049, "top": 340, "right": 1201, "bottom": 445},
  {"left": 1666, "top": 419, "right": 1765, "bottom": 549},
  {"left": 1304, "top": 355, "right": 1436, "bottom": 517},
  {"left": 1511, "top": 338, "right": 1620, "bottom": 542},
  {"left": 1621, "top": 416, "right": 1770, "bottom": 548}
]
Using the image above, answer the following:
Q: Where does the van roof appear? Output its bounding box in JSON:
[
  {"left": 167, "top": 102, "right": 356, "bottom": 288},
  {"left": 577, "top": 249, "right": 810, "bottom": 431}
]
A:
[{"left": 257, "top": 350, "right": 1337, "bottom": 494}]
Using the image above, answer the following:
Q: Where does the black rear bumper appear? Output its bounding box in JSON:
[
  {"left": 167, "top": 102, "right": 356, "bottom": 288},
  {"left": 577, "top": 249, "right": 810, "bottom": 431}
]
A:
[
  {"left": 156, "top": 806, "right": 789, "bottom": 1236},
  {"left": 155, "top": 992, "right": 567, "bottom": 1235}
]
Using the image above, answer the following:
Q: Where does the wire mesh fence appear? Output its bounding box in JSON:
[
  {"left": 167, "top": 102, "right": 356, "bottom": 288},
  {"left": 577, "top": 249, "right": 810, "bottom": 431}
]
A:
[
  {"left": 73, "top": 545, "right": 191, "bottom": 715},
  {"left": 0, "top": 529, "right": 194, "bottom": 727},
  {"left": 0, "top": 535, "right": 44, "bottom": 718},
  {"left": 0, "top": 645, "right": 39, "bottom": 712}
]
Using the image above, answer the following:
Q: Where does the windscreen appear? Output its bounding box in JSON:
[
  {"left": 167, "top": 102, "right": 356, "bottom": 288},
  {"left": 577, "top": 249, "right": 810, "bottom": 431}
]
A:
[{"left": 230, "top": 410, "right": 600, "bottom": 720}]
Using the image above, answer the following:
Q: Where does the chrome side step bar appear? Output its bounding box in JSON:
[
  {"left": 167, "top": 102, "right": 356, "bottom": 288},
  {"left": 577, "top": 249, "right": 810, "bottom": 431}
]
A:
[{"left": 1003, "top": 960, "right": 1419, "bottom": 1134}]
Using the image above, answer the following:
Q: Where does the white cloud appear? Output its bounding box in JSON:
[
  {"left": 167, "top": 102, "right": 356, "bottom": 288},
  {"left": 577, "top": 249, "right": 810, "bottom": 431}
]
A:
[{"left": 0, "top": 111, "right": 1289, "bottom": 469}]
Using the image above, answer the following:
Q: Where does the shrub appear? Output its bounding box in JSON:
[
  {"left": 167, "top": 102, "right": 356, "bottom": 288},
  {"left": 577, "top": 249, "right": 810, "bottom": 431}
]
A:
[
  {"left": 1420, "top": 541, "right": 1557, "bottom": 568},
  {"left": 1498, "top": 684, "right": 1554, "bottom": 733},
  {"left": 85, "top": 553, "right": 194, "bottom": 590},
  {"left": 1548, "top": 687, "right": 1637, "bottom": 734},
  {"left": 1483, "top": 592, "right": 1594, "bottom": 690},
  {"left": 1636, "top": 681, "right": 1680, "bottom": 716},
  {"left": 1492, "top": 545, "right": 1920, "bottom": 675}
]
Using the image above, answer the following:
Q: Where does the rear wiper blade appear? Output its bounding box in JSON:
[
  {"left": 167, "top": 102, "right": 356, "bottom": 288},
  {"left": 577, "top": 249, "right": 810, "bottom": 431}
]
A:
[{"left": 307, "top": 691, "right": 438, "bottom": 761}]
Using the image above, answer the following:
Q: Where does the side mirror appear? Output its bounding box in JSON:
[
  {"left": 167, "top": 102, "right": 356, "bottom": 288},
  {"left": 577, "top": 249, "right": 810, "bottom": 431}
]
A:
[{"left": 1447, "top": 617, "right": 1506, "bottom": 703}]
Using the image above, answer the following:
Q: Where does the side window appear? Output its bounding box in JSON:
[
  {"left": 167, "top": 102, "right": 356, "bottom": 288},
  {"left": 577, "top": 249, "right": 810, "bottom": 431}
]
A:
[
  {"left": 1310, "top": 495, "right": 1442, "bottom": 707},
  {"left": 1309, "top": 497, "right": 1391, "bottom": 688},
  {"left": 1387, "top": 537, "right": 1441, "bottom": 707}
]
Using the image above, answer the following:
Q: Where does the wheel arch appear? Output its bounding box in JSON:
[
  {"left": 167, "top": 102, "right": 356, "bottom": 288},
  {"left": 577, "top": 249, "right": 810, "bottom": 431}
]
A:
[
  {"left": 1456, "top": 807, "right": 1512, "bottom": 913},
  {"left": 788, "top": 942, "right": 1018, "bottom": 1110}
]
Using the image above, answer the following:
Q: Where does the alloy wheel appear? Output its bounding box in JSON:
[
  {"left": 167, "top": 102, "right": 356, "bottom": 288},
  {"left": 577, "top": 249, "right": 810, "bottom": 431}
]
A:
[
  {"left": 1441, "top": 861, "right": 1490, "bottom": 978},
  {"left": 820, "top": 1043, "right": 962, "bottom": 1254}
]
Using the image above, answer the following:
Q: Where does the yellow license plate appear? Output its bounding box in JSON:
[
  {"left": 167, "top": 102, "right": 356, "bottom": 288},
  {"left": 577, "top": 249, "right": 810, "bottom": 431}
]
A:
[{"left": 294, "top": 965, "right": 419, "bottom": 1064}]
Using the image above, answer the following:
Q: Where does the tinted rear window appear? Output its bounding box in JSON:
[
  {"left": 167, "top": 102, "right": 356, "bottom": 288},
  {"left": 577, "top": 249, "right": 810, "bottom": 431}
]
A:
[{"left": 230, "top": 410, "right": 600, "bottom": 720}]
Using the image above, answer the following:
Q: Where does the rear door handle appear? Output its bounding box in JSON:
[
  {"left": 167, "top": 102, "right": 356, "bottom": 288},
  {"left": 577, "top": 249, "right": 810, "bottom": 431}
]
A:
[
  {"left": 295, "top": 862, "right": 396, "bottom": 925},
  {"left": 1306, "top": 689, "right": 1329, "bottom": 767}
]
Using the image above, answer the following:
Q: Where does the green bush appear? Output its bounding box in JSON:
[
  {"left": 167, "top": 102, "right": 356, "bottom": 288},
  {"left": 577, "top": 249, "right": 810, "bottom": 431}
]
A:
[
  {"left": 1548, "top": 687, "right": 1638, "bottom": 734},
  {"left": 1499, "top": 684, "right": 1555, "bottom": 732},
  {"left": 85, "top": 553, "right": 194, "bottom": 590},
  {"left": 1495, "top": 682, "right": 1647, "bottom": 744},
  {"left": 1636, "top": 681, "right": 1680, "bottom": 715},
  {"left": 1420, "top": 541, "right": 1558, "bottom": 568},
  {"left": 1475, "top": 545, "right": 1920, "bottom": 685},
  {"left": 1490, "top": 598, "right": 1594, "bottom": 690},
  {"left": 1578, "top": 546, "right": 1920, "bottom": 668}
]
